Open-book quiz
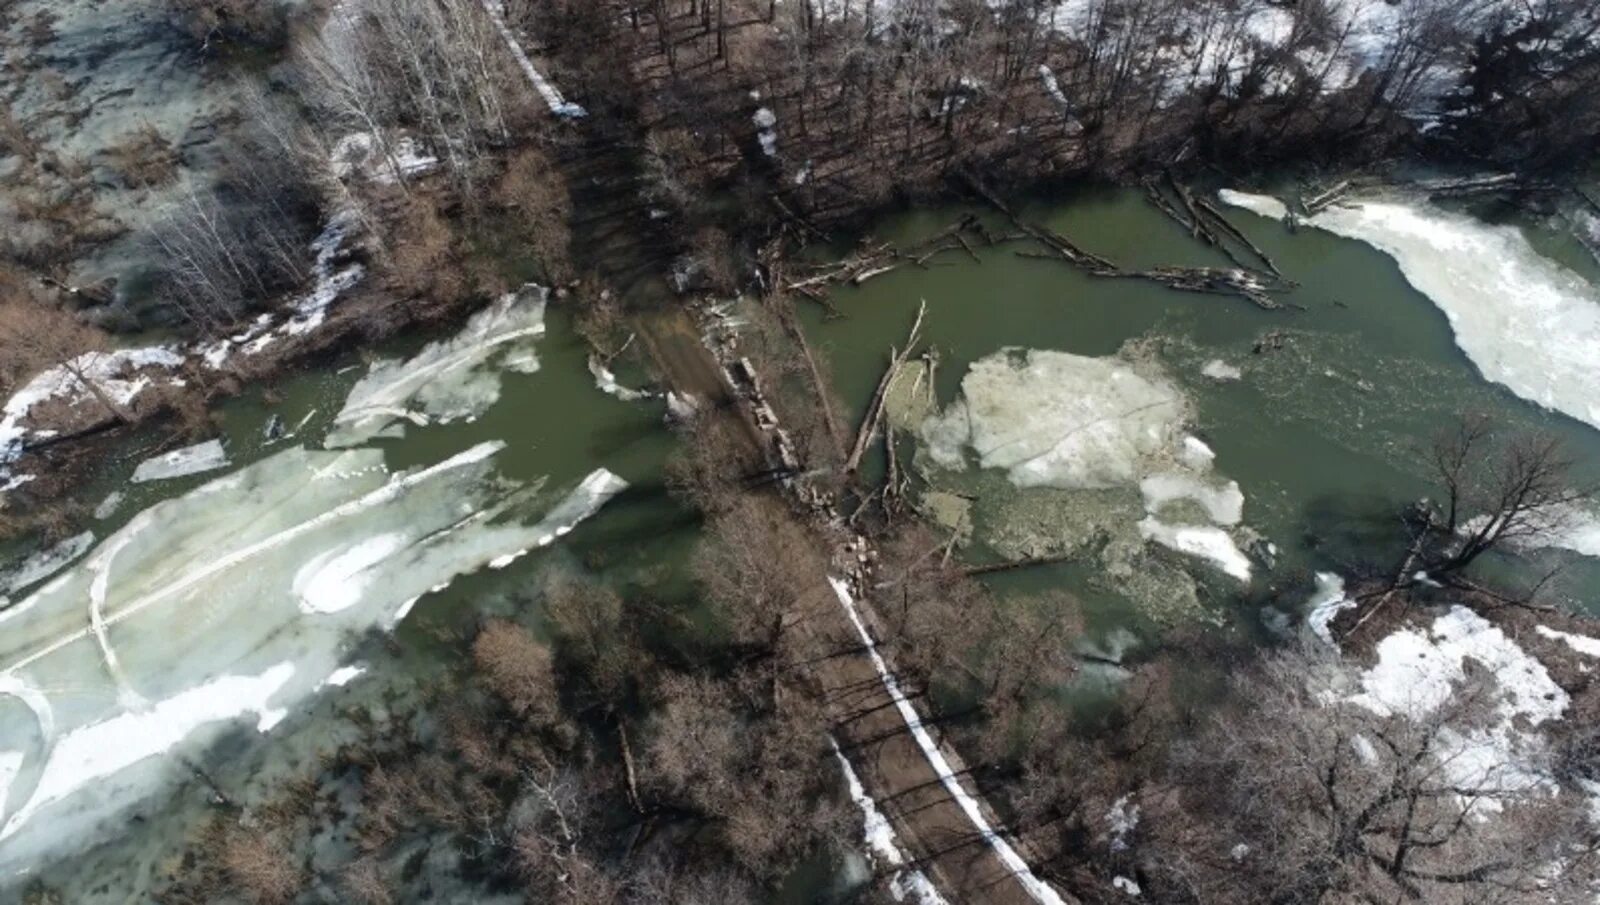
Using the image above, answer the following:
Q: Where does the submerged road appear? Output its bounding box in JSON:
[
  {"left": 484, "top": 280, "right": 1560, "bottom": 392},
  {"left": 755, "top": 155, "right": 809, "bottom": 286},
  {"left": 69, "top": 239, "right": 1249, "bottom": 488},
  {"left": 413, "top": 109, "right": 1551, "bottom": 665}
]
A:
[
  {"left": 637, "top": 308, "right": 1074, "bottom": 905},
  {"left": 488, "top": 15, "right": 1074, "bottom": 899}
]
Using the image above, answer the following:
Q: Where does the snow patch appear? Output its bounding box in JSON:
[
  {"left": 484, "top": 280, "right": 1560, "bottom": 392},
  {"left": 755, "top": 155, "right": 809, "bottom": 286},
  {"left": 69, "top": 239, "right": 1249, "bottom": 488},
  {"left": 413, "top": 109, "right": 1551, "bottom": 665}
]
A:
[
  {"left": 293, "top": 534, "right": 410, "bottom": 615},
  {"left": 1352, "top": 605, "right": 1567, "bottom": 812},
  {"left": 1536, "top": 625, "right": 1600, "bottom": 658},
  {"left": 480, "top": 0, "right": 586, "bottom": 117},
  {"left": 317, "top": 664, "right": 367, "bottom": 689},
  {"left": 830, "top": 738, "right": 949, "bottom": 905}
]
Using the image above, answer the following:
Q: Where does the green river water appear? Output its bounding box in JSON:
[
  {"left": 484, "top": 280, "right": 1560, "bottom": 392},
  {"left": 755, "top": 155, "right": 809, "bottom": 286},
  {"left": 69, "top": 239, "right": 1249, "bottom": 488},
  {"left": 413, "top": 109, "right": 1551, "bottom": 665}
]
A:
[{"left": 4, "top": 185, "right": 1599, "bottom": 899}]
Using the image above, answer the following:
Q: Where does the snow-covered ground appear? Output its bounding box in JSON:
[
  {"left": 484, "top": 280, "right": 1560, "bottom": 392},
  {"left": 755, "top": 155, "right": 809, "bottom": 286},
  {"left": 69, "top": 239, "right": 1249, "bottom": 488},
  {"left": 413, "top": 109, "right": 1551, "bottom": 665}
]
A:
[
  {"left": 828, "top": 577, "right": 1069, "bottom": 905},
  {"left": 830, "top": 738, "right": 948, "bottom": 905},
  {"left": 1223, "top": 191, "right": 1600, "bottom": 435},
  {"left": 0, "top": 211, "right": 368, "bottom": 493},
  {"left": 1350, "top": 605, "right": 1568, "bottom": 814}
]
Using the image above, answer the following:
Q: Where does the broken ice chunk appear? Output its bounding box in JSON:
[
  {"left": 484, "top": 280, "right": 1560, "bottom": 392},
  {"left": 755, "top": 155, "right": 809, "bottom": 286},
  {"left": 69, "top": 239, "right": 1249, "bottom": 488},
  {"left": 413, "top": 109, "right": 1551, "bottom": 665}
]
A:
[{"left": 130, "top": 439, "right": 229, "bottom": 484}]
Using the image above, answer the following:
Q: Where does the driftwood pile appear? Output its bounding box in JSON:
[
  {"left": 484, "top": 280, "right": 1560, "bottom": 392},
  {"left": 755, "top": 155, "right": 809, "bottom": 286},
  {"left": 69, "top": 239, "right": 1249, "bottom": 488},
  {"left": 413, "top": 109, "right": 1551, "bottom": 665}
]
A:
[
  {"left": 784, "top": 216, "right": 992, "bottom": 315},
  {"left": 963, "top": 171, "right": 1299, "bottom": 311}
]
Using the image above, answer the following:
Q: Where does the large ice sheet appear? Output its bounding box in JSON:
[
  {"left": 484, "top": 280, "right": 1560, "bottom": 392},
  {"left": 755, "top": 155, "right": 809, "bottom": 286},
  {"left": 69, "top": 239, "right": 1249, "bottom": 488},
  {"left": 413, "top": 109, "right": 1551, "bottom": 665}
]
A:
[
  {"left": 1223, "top": 192, "right": 1600, "bottom": 433},
  {"left": 922, "top": 349, "right": 1186, "bottom": 490},
  {"left": 0, "top": 442, "right": 625, "bottom": 871},
  {"left": 327, "top": 286, "right": 547, "bottom": 447},
  {"left": 920, "top": 348, "right": 1253, "bottom": 582}
]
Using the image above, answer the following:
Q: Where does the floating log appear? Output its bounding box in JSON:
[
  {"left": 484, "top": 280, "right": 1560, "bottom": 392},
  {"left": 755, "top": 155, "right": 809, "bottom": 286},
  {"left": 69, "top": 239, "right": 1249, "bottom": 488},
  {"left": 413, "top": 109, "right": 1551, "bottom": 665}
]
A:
[
  {"left": 1303, "top": 179, "right": 1351, "bottom": 215},
  {"left": 963, "top": 553, "right": 1074, "bottom": 577},
  {"left": 845, "top": 301, "right": 925, "bottom": 475}
]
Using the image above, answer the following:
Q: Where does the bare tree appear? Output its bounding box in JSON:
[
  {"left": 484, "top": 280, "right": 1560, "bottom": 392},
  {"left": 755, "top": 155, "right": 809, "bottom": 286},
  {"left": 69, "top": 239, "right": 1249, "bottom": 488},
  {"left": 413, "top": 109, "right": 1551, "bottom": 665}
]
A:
[
  {"left": 0, "top": 290, "right": 131, "bottom": 423},
  {"left": 472, "top": 618, "right": 560, "bottom": 722},
  {"left": 1419, "top": 415, "right": 1593, "bottom": 579},
  {"left": 1142, "top": 645, "right": 1597, "bottom": 904}
]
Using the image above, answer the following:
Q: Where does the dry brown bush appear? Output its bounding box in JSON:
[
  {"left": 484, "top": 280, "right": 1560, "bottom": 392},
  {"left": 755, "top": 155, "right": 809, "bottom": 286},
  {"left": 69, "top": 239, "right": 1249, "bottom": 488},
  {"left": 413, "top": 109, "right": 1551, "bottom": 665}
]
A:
[
  {"left": 380, "top": 193, "right": 467, "bottom": 307},
  {"left": 472, "top": 618, "right": 559, "bottom": 722},
  {"left": 103, "top": 125, "right": 180, "bottom": 188},
  {"left": 496, "top": 144, "right": 574, "bottom": 284},
  {"left": 218, "top": 828, "right": 303, "bottom": 905},
  {"left": 339, "top": 857, "right": 392, "bottom": 905}
]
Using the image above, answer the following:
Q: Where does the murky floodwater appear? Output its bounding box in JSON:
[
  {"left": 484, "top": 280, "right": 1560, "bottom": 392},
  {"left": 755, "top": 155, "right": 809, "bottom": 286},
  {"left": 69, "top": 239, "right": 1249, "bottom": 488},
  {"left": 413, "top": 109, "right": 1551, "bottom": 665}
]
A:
[
  {"left": 3, "top": 183, "right": 1599, "bottom": 899},
  {"left": 799, "top": 185, "right": 1600, "bottom": 640},
  {"left": 0, "top": 301, "right": 692, "bottom": 899}
]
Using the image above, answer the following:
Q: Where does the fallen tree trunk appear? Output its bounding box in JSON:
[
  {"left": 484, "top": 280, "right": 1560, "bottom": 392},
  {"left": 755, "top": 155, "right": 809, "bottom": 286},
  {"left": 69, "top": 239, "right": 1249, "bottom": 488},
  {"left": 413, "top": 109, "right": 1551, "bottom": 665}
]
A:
[{"left": 845, "top": 301, "right": 926, "bottom": 475}]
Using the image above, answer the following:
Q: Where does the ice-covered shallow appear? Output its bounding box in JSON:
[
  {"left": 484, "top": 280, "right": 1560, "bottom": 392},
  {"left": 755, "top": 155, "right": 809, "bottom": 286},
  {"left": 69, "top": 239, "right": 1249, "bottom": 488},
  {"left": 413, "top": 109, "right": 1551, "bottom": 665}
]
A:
[
  {"left": 0, "top": 441, "right": 625, "bottom": 872},
  {"left": 1224, "top": 191, "right": 1600, "bottom": 433},
  {"left": 327, "top": 286, "right": 547, "bottom": 447}
]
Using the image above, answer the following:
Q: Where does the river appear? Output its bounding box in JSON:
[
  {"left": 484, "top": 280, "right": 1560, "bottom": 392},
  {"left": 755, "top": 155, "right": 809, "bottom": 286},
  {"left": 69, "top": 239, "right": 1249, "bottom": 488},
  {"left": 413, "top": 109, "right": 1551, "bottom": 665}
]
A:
[
  {"left": 796, "top": 184, "right": 1600, "bottom": 647},
  {"left": 1, "top": 185, "right": 1598, "bottom": 899}
]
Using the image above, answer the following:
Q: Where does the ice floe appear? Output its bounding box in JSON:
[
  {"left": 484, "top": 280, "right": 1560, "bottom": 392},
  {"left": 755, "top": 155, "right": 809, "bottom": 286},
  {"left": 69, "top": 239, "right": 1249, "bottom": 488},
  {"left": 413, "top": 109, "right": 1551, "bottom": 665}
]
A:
[
  {"left": 922, "top": 349, "right": 1186, "bottom": 490},
  {"left": 1224, "top": 191, "right": 1600, "bottom": 433},
  {"left": 1137, "top": 520, "right": 1252, "bottom": 583},
  {"left": 1200, "top": 358, "right": 1243, "bottom": 381},
  {"left": 327, "top": 285, "right": 547, "bottom": 447},
  {"left": 0, "top": 441, "right": 626, "bottom": 871},
  {"left": 922, "top": 349, "right": 1253, "bottom": 583},
  {"left": 588, "top": 354, "right": 654, "bottom": 402},
  {"left": 129, "top": 439, "right": 230, "bottom": 484}
]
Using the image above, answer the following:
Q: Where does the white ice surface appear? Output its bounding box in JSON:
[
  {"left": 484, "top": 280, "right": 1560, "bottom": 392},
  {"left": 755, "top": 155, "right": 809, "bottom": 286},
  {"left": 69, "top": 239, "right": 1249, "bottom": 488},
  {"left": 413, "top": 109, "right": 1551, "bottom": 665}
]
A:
[
  {"left": 1217, "top": 189, "right": 1287, "bottom": 221},
  {"left": 1305, "top": 572, "right": 1354, "bottom": 646},
  {"left": 588, "top": 355, "right": 653, "bottom": 402},
  {"left": 827, "top": 578, "right": 1069, "bottom": 905},
  {"left": 1139, "top": 472, "right": 1243, "bottom": 526},
  {"left": 327, "top": 286, "right": 547, "bottom": 447},
  {"left": 0, "top": 442, "right": 626, "bottom": 871},
  {"left": 1227, "top": 193, "right": 1600, "bottom": 433},
  {"left": 1200, "top": 359, "right": 1242, "bottom": 381},
  {"left": 129, "top": 439, "right": 229, "bottom": 484}
]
